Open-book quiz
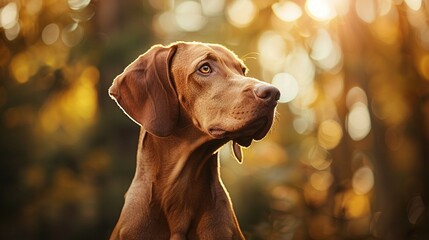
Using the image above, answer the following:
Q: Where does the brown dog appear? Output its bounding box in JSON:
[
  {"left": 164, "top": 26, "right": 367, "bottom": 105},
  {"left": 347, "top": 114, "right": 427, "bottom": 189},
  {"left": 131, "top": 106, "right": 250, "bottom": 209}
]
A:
[{"left": 109, "top": 42, "right": 279, "bottom": 239}]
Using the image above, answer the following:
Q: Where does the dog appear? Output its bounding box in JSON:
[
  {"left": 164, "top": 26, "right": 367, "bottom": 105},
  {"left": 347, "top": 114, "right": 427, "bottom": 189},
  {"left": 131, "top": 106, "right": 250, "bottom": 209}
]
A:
[{"left": 109, "top": 41, "right": 280, "bottom": 239}]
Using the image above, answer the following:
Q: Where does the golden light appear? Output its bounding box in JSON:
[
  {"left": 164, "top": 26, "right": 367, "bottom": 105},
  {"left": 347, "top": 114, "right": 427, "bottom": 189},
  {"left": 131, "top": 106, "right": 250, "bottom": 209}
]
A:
[
  {"left": 407, "top": 7, "right": 426, "bottom": 28},
  {"left": 332, "top": 0, "right": 350, "bottom": 16},
  {"left": 68, "top": 0, "right": 91, "bottom": 11},
  {"left": 310, "top": 29, "right": 343, "bottom": 71},
  {"left": 272, "top": 1, "right": 302, "bottom": 22},
  {"left": 61, "top": 23, "right": 84, "bottom": 47},
  {"left": 347, "top": 102, "right": 371, "bottom": 141},
  {"left": 271, "top": 72, "right": 299, "bottom": 103},
  {"left": 154, "top": 11, "right": 178, "bottom": 35},
  {"left": 304, "top": 182, "right": 329, "bottom": 206},
  {"left": 322, "top": 74, "right": 344, "bottom": 100},
  {"left": 270, "top": 185, "right": 300, "bottom": 212},
  {"left": 258, "top": 31, "right": 286, "bottom": 73},
  {"left": 227, "top": 0, "right": 257, "bottom": 28},
  {"left": 346, "top": 87, "right": 368, "bottom": 109},
  {"left": 352, "top": 166, "right": 374, "bottom": 195},
  {"left": 405, "top": 0, "right": 422, "bottom": 11},
  {"left": 290, "top": 83, "right": 318, "bottom": 109},
  {"left": 293, "top": 110, "right": 315, "bottom": 135},
  {"left": 201, "top": 0, "right": 225, "bottom": 16},
  {"left": 310, "top": 170, "right": 333, "bottom": 191},
  {"left": 356, "top": 0, "right": 376, "bottom": 23},
  {"left": 10, "top": 52, "right": 38, "bottom": 84},
  {"left": 4, "top": 21, "right": 20, "bottom": 41},
  {"left": 378, "top": 0, "right": 393, "bottom": 16},
  {"left": 371, "top": 17, "right": 400, "bottom": 45},
  {"left": 38, "top": 66, "right": 99, "bottom": 137},
  {"left": 25, "top": 0, "right": 43, "bottom": 15},
  {"left": 42, "top": 23, "right": 60, "bottom": 45},
  {"left": 335, "top": 190, "right": 371, "bottom": 219},
  {"left": 418, "top": 55, "right": 429, "bottom": 81},
  {"left": 285, "top": 46, "right": 315, "bottom": 85},
  {"left": 0, "top": 2, "right": 18, "bottom": 29},
  {"left": 305, "top": 0, "right": 337, "bottom": 22},
  {"left": 317, "top": 119, "right": 343, "bottom": 150},
  {"left": 308, "top": 145, "right": 332, "bottom": 170},
  {"left": 311, "top": 29, "right": 333, "bottom": 61},
  {"left": 175, "top": 1, "right": 207, "bottom": 32},
  {"left": 321, "top": 42, "right": 342, "bottom": 71}
]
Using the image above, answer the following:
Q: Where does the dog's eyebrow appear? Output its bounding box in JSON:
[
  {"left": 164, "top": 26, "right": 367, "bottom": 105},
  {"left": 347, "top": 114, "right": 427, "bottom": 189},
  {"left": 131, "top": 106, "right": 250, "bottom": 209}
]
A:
[
  {"left": 203, "top": 52, "right": 219, "bottom": 62},
  {"left": 192, "top": 52, "right": 219, "bottom": 68}
]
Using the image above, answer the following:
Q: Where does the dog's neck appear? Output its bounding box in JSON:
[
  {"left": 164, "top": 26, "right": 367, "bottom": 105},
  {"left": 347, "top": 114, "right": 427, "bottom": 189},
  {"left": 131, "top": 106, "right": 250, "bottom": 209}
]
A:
[{"left": 134, "top": 126, "right": 228, "bottom": 213}]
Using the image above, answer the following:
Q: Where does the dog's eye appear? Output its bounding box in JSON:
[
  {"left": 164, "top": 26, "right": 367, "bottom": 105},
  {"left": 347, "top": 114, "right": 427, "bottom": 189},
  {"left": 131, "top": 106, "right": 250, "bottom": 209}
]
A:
[
  {"left": 198, "top": 64, "right": 212, "bottom": 74},
  {"left": 241, "top": 67, "right": 247, "bottom": 75}
]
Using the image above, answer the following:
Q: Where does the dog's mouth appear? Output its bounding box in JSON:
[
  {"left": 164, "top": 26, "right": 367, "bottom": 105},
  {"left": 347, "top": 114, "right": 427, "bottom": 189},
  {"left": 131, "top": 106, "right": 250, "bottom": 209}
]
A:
[{"left": 208, "top": 117, "right": 272, "bottom": 147}]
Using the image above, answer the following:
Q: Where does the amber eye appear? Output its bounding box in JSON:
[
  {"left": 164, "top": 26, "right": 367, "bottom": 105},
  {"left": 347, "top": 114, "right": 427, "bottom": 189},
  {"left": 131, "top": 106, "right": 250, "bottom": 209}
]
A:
[{"left": 198, "top": 64, "right": 212, "bottom": 74}]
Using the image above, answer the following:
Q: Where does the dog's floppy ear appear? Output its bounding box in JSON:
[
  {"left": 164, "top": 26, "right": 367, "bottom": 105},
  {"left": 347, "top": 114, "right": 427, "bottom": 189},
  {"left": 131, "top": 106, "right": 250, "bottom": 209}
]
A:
[{"left": 109, "top": 44, "right": 179, "bottom": 137}]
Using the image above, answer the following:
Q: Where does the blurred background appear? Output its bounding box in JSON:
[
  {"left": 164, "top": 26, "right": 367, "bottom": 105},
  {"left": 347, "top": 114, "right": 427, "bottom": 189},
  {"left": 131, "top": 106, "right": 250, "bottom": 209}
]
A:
[{"left": 1, "top": 0, "right": 429, "bottom": 239}]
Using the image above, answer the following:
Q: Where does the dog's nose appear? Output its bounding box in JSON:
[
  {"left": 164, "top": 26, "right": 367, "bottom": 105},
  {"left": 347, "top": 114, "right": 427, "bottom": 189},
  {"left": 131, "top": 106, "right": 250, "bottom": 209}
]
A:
[{"left": 254, "top": 84, "right": 281, "bottom": 103}]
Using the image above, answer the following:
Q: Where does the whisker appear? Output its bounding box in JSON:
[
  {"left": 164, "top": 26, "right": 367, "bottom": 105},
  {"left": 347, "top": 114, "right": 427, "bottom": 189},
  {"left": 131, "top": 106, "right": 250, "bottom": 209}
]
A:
[{"left": 240, "top": 52, "right": 259, "bottom": 62}]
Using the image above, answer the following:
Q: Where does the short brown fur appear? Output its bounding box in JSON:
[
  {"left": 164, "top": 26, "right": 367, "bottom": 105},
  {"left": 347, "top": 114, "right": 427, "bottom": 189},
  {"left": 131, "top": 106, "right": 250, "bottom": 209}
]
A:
[{"left": 109, "top": 42, "right": 279, "bottom": 239}]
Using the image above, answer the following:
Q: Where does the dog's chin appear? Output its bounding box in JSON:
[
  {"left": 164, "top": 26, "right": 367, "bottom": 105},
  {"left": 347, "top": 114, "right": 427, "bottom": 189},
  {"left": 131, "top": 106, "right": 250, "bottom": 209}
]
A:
[
  {"left": 208, "top": 116, "right": 273, "bottom": 147},
  {"left": 234, "top": 117, "right": 273, "bottom": 147}
]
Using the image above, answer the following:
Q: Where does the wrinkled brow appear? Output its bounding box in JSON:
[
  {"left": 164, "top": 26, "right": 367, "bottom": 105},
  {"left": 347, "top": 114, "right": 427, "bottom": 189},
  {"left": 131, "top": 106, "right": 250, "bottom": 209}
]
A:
[{"left": 191, "top": 52, "right": 219, "bottom": 68}]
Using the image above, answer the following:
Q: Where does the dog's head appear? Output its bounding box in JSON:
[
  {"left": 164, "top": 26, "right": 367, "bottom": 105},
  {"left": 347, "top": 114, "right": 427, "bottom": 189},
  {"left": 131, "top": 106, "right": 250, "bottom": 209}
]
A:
[{"left": 109, "top": 42, "right": 280, "bottom": 162}]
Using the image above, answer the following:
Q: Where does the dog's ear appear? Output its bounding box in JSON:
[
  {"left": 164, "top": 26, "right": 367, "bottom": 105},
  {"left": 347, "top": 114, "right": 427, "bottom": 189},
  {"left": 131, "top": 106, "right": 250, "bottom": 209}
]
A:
[{"left": 109, "top": 44, "right": 179, "bottom": 137}]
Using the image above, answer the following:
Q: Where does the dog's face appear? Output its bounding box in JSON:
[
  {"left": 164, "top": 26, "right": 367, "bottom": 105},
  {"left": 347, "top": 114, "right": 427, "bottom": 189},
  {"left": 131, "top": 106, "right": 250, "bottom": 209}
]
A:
[
  {"left": 109, "top": 41, "right": 279, "bottom": 154},
  {"left": 171, "top": 42, "right": 279, "bottom": 147}
]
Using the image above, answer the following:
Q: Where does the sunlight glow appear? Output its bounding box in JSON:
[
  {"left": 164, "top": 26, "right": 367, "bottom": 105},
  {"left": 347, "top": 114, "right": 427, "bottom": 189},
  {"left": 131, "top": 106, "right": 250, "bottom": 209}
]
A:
[
  {"left": 311, "top": 29, "right": 333, "bottom": 61},
  {"left": 39, "top": 66, "right": 98, "bottom": 136},
  {"left": 175, "top": 1, "right": 206, "bottom": 32},
  {"left": 271, "top": 72, "right": 299, "bottom": 103},
  {"left": 378, "top": 0, "right": 393, "bottom": 16},
  {"left": 68, "top": 0, "right": 91, "bottom": 11},
  {"left": 346, "top": 87, "right": 368, "bottom": 109},
  {"left": 42, "top": 24, "right": 60, "bottom": 45},
  {"left": 352, "top": 166, "right": 374, "bottom": 195},
  {"left": 154, "top": 11, "right": 178, "bottom": 35},
  {"left": 258, "top": 31, "right": 286, "bottom": 72},
  {"left": 310, "top": 170, "right": 333, "bottom": 191},
  {"left": 356, "top": 0, "right": 376, "bottom": 23},
  {"left": 419, "top": 55, "right": 429, "bottom": 81},
  {"left": 26, "top": 0, "right": 43, "bottom": 15},
  {"left": 318, "top": 119, "right": 343, "bottom": 150},
  {"left": 201, "top": 0, "right": 225, "bottom": 16},
  {"left": 10, "top": 52, "right": 37, "bottom": 84},
  {"left": 272, "top": 1, "right": 302, "bottom": 22},
  {"left": 61, "top": 23, "right": 84, "bottom": 47},
  {"left": 293, "top": 110, "right": 315, "bottom": 135},
  {"left": 405, "top": 0, "right": 422, "bottom": 11},
  {"left": 332, "top": 0, "right": 350, "bottom": 16},
  {"left": 305, "top": 0, "right": 337, "bottom": 21},
  {"left": 347, "top": 103, "right": 371, "bottom": 141},
  {"left": 5, "top": 22, "right": 20, "bottom": 40},
  {"left": 285, "top": 46, "right": 315, "bottom": 85},
  {"left": 1, "top": 2, "right": 18, "bottom": 29},
  {"left": 227, "top": 0, "right": 257, "bottom": 28},
  {"left": 337, "top": 191, "right": 371, "bottom": 219}
]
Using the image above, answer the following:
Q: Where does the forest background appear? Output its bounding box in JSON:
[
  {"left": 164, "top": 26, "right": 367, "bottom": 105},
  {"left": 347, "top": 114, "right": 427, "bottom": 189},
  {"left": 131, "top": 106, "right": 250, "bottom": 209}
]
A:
[{"left": 1, "top": 0, "right": 429, "bottom": 239}]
